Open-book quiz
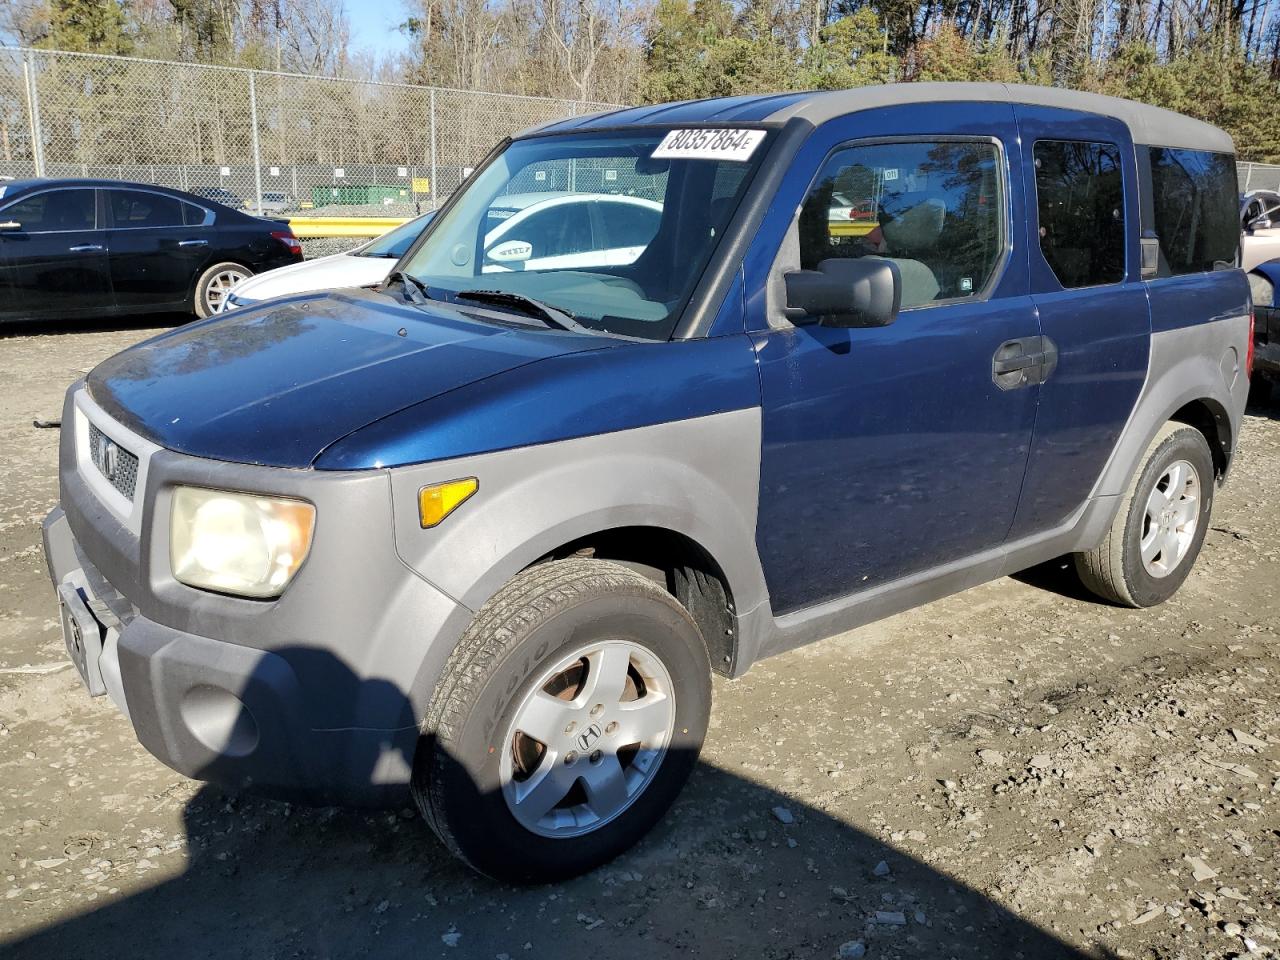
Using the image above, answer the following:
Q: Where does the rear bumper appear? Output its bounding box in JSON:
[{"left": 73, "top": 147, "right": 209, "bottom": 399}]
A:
[{"left": 1257, "top": 305, "right": 1280, "bottom": 376}]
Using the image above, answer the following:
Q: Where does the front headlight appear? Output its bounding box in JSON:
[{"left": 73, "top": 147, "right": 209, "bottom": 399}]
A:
[{"left": 170, "top": 487, "right": 315, "bottom": 598}]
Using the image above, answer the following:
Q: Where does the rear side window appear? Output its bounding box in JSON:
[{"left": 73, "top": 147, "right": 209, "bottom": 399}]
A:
[
  {"left": 1034, "top": 140, "right": 1125, "bottom": 288},
  {"left": 182, "top": 202, "right": 208, "bottom": 226},
  {"left": 109, "top": 190, "right": 185, "bottom": 228},
  {"left": 797, "top": 140, "right": 1004, "bottom": 308},
  {"left": 1, "top": 189, "right": 96, "bottom": 232},
  {"left": 596, "top": 201, "right": 661, "bottom": 249},
  {"left": 1149, "top": 148, "right": 1238, "bottom": 274}
]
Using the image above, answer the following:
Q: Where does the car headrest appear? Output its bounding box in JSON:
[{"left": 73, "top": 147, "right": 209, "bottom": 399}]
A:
[{"left": 881, "top": 198, "right": 946, "bottom": 255}]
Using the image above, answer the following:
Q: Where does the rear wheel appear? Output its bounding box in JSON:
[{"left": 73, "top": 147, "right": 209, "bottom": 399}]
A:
[
  {"left": 413, "top": 558, "right": 711, "bottom": 883},
  {"left": 1074, "top": 422, "right": 1214, "bottom": 607},
  {"left": 193, "top": 261, "right": 251, "bottom": 317}
]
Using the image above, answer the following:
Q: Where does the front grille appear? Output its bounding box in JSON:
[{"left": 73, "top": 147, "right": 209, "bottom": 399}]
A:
[{"left": 87, "top": 423, "right": 140, "bottom": 501}]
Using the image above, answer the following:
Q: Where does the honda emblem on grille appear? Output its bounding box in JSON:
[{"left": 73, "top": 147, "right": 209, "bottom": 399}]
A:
[{"left": 97, "top": 434, "right": 119, "bottom": 482}]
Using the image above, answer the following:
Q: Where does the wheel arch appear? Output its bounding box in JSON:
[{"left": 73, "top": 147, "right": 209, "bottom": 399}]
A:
[
  {"left": 1168, "top": 395, "right": 1231, "bottom": 479},
  {"left": 527, "top": 524, "right": 741, "bottom": 677}
]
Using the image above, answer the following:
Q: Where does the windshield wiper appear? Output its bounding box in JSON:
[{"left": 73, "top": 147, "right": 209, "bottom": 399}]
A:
[
  {"left": 385, "top": 270, "right": 430, "bottom": 305},
  {"left": 455, "top": 289, "right": 594, "bottom": 334}
]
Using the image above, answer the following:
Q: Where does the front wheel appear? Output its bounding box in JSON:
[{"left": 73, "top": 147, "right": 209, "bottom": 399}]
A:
[
  {"left": 413, "top": 558, "right": 712, "bottom": 883},
  {"left": 1074, "top": 422, "right": 1214, "bottom": 607},
  {"left": 193, "top": 261, "right": 252, "bottom": 318}
]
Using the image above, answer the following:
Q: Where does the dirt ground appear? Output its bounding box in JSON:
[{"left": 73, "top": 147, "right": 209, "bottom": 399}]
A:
[{"left": 1, "top": 321, "right": 1278, "bottom": 960}]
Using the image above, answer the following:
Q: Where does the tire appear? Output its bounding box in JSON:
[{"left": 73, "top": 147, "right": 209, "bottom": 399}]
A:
[
  {"left": 193, "top": 261, "right": 252, "bottom": 318},
  {"left": 1073, "top": 422, "right": 1214, "bottom": 607},
  {"left": 413, "top": 557, "right": 712, "bottom": 883}
]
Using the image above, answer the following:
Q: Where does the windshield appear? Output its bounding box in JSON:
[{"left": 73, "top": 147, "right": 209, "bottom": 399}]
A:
[
  {"left": 397, "top": 127, "right": 772, "bottom": 340},
  {"left": 358, "top": 212, "right": 434, "bottom": 259}
]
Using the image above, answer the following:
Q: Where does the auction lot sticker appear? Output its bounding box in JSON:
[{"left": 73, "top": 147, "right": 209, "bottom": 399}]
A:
[{"left": 653, "top": 128, "right": 766, "bottom": 162}]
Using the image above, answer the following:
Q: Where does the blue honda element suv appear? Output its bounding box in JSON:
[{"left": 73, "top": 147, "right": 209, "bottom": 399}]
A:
[{"left": 44, "top": 83, "right": 1252, "bottom": 882}]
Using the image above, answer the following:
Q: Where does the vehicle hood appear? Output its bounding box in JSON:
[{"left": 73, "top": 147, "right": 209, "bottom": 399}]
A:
[
  {"left": 228, "top": 251, "right": 389, "bottom": 303},
  {"left": 87, "top": 289, "right": 609, "bottom": 468}
]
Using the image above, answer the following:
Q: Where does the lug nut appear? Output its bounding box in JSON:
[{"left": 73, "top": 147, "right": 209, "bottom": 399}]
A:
[
  {"left": 589, "top": 750, "right": 603, "bottom": 764},
  {"left": 605, "top": 721, "right": 618, "bottom": 735},
  {"left": 590, "top": 703, "right": 604, "bottom": 718},
  {"left": 564, "top": 751, "right": 578, "bottom": 765},
  {"left": 564, "top": 721, "right": 577, "bottom": 735}
]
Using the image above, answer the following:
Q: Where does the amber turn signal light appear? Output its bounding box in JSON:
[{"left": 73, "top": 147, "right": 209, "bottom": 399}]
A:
[{"left": 418, "top": 477, "right": 478, "bottom": 528}]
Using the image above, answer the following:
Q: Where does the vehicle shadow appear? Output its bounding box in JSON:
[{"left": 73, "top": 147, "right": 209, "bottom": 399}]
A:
[
  {"left": 0, "top": 313, "right": 191, "bottom": 340},
  {"left": 1009, "top": 556, "right": 1102, "bottom": 604},
  {"left": 1246, "top": 380, "right": 1278, "bottom": 420},
  {"left": 2, "top": 652, "right": 1115, "bottom": 960}
]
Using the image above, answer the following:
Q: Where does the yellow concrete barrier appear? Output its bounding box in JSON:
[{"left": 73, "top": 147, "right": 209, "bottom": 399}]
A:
[{"left": 286, "top": 216, "right": 411, "bottom": 238}]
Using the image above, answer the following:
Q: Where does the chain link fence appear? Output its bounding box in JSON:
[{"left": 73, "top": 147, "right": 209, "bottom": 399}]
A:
[
  {"left": 1240, "top": 162, "right": 1280, "bottom": 194},
  {"left": 0, "top": 46, "right": 619, "bottom": 221},
  {"left": 6, "top": 47, "right": 1279, "bottom": 220}
]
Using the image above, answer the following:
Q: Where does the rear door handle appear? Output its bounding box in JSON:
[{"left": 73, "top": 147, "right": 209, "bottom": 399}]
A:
[
  {"left": 178, "top": 239, "right": 209, "bottom": 248},
  {"left": 68, "top": 243, "right": 104, "bottom": 253},
  {"left": 992, "top": 336, "right": 1058, "bottom": 390},
  {"left": 993, "top": 351, "right": 1046, "bottom": 374}
]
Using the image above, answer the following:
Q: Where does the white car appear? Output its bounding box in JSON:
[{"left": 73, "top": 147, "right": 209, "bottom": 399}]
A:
[
  {"left": 482, "top": 192, "right": 663, "bottom": 272},
  {"left": 220, "top": 212, "right": 435, "bottom": 311},
  {"left": 1242, "top": 190, "right": 1280, "bottom": 271}
]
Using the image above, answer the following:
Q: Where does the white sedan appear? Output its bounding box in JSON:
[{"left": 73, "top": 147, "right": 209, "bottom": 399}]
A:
[
  {"left": 220, "top": 212, "right": 435, "bottom": 311},
  {"left": 481, "top": 192, "right": 663, "bottom": 272}
]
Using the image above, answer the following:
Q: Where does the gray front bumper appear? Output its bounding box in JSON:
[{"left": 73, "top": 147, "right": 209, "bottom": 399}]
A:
[
  {"left": 44, "top": 506, "right": 441, "bottom": 806},
  {"left": 44, "top": 384, "right": 478, "bottom": 805}
]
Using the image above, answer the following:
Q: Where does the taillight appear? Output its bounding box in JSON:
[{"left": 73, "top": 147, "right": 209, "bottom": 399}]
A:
[
  {"left": 1246, "top": 311, "right": 1255, "bottom": 379},
  {"left": 271, "top": 230, "right": 302, "bottom": 256}
]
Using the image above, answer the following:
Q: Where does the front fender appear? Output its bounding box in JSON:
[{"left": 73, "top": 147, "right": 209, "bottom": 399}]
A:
[{"left": 387, "top": 408, "right": 768, "bottom": 689}]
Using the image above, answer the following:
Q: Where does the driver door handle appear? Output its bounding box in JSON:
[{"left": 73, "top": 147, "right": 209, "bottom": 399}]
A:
[
  {"left": 178, "top": 239, "right": 209, "bottom": 248},
  {"left": 69, "top": 243, "right": 105, "bottom": 253}
]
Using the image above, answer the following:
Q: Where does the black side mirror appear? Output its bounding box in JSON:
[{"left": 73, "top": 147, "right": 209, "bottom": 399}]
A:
[{"left": 783, "top": 257, "right": 901, "bottom": 328}]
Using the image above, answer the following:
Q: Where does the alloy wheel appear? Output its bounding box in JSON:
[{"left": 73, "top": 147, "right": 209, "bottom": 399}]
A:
[
  {"left": 1140, "top": 458, "right": 1201, "bottom": 578},
  {"left": 499, "top": 640, "right": 675, "bottom": 839},
  {"left": 204, "top": 268, "right": 249, "bottom": 313}
]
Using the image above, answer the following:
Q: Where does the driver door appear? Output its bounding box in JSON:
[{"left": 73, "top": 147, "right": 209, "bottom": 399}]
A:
[{"left": 750, "top": 110, "right": 1042, "bottom": 614}]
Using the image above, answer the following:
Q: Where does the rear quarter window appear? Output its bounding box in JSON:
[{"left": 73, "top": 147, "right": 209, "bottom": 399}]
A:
[
  {"left": 1033, "top": 140, "right": 1126, "bottom": 289},
  {"left": 1149, "top": 148, "right": 1239, "bottom": 275}
]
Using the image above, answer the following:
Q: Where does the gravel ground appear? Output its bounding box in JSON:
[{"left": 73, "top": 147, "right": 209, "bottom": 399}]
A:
[{"left": 1, "top": 323, "right": 1278, "bottom": 960}]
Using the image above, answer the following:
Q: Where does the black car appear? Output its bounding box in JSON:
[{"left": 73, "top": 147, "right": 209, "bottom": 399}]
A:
[{"left": 0, "top": 179, "right": 303, "bottom": 321}]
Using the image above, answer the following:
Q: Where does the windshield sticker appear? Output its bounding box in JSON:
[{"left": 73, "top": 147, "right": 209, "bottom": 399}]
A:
[{"left": 652, "top": 129, "right": 766, "bottom": 162}]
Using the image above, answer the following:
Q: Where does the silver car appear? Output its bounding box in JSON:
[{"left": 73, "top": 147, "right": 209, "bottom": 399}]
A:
[{"left": 1242, "top": 190, "right": 1280, "bottom": 270}]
